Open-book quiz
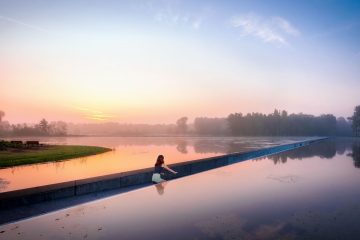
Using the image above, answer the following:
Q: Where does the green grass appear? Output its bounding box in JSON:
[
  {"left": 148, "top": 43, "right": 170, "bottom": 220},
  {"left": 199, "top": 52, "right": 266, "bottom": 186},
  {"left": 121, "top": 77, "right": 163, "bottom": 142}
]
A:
[{"left": 0, "top": 145, "right": 112, "bottom": 168}]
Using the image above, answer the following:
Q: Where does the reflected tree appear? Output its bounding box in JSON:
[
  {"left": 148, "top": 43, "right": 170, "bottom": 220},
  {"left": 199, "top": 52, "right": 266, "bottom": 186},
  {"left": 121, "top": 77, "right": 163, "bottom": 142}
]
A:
[
  {"left": 270, "top": 154, "right": 288, "bottom": 165},
  {"left": 194, "top": 140, "right": 229, "bottom": 154},
  {"left": 176, "top": 140, "right": 188, "bottom": 154},
  {"left": 0, "top": 178, "right": 10, "bottom": 191},
  {"left": 350, "top": 142, "right": 360, "bottom": 168},
  {"left": 266, "top": 140, "right": 337, "bottom": 164}
]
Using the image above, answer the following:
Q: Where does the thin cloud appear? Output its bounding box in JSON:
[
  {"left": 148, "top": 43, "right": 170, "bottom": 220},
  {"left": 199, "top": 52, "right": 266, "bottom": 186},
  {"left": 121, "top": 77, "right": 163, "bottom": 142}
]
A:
[
  {"left": 154, "top": 9, "right": 202, "bottom": 30},
  {"left": 86, "top": 114, "right": 113, "bottom": 121},
  {"left": 192, "top": 18, "right": 202, "bottom": 29},
  {"left": 146, "top": 0, "right": 204, "bottom": 30},
  {"left": 0, "top": 14, "right": 51, "bottom": 33},
  {"left": 272, "top": 16, "right": 300, "bottom": 36},
  {"left": 231, "top": 13, "right": 300, "bottom": 46},
  {"left": 73, "top": 106, "right": 114, "bottom": 122}
]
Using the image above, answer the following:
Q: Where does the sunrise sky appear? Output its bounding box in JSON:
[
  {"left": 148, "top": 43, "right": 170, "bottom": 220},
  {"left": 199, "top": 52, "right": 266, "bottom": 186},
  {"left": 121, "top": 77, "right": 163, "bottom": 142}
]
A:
[{"left": 1, "top": 0, "right": 360, "bottom": 124}]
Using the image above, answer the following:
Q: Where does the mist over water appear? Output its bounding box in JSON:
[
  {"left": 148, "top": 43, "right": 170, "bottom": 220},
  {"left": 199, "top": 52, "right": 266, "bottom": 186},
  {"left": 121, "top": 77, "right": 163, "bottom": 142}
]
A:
[
  {"left": 0, "top": 136, "right": 308, "bottom": 192},
  {"left": 1, "top": 138, "right": 360, "bottom": 239}
]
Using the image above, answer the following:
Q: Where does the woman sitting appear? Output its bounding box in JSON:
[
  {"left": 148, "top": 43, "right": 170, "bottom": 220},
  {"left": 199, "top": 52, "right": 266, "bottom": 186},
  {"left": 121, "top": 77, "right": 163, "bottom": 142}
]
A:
[{"left": 152, "top": 155, "right": 177, "bottom": 183}]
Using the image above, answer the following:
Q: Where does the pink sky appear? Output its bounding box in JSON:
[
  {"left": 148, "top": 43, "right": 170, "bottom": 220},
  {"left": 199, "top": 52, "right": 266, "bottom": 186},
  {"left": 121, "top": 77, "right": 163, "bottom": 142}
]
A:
[{"left": 1, "top": 1, "right": 359, "bottom": 124}]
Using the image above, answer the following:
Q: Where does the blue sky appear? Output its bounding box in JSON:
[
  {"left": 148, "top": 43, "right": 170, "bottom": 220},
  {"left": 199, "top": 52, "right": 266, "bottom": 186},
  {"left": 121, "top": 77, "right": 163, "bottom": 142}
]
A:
[{"left": 0, "top": 0, "right": 359, "bottom": 123}]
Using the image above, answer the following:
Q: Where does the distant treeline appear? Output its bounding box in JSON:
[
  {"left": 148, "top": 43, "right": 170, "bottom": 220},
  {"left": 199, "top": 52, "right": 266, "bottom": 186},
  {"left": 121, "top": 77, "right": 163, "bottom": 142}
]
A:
[
  {"left": 196, "top": 106, "right": 360, "bottom": 137},
  {"left": 0, "top": 115, "right": 67, "bottom": 137},
  {"left": 1, "top": 106, "right": 359, "bottom": 137},
  {"left": 227, "top": 110, "right": 352, "bottom": 136},
  {"left": 193, "top": 110, "right": 352, "bottom": 136}
]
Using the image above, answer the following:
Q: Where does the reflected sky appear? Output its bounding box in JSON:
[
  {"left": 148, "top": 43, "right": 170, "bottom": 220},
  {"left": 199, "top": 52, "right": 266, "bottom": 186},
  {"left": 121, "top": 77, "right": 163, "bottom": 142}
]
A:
[
  {"left": 1, "top": 138, "right": 360, "bottom": 239},
  {"left": 0, "top": 136, "right": 307, "bottom": 192}
]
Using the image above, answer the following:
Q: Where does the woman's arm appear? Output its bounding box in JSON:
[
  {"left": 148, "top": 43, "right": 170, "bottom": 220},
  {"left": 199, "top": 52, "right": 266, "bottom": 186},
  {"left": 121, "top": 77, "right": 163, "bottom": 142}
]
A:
[{"left": 163, "top": 165, "right": 177, "bottom": 174}]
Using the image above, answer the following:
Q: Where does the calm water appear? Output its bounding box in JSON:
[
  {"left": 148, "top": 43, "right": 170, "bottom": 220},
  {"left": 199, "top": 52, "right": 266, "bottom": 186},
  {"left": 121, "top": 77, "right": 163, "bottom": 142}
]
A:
[
  {"left": 1, "top": 138, "right": 360, "bottom": 239},
  {"left": 0, "top": 136, "right": 307, "bottom": 192}
]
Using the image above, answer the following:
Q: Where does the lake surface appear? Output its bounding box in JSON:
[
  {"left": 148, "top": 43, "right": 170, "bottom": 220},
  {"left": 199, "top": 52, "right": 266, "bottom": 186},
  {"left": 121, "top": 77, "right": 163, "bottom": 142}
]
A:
[
  {"left": 0, "top": 138, "right": 359, "bottom": 239},
  {"left": 0, "top": 136, "right": 308, "bottom": 192}
]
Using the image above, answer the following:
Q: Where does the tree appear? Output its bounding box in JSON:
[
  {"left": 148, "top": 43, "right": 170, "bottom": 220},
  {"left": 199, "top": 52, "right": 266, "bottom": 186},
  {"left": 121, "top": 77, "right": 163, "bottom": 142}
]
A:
[
  {"left": 194, "top": 117, "right": 229, "bottom": 135},
  {"left": 49, "top": 121, "right": 67, "bottom": 136},
  {"left": 176, "top": 117, "right": 188, "bottom": 134},
  {"left": 38, "top": 118, "right": 49, "bottom": 134},
  {"left": 0, "top": 111, "right": 11, "bottom": 136},
  {"left": 0, "top": 111, "right": 4, "bottom": 122},
  {"left": 336, "top": 117, "right": 352, "bottom": 136},
  {"left": 281, "top": 110, "right": 288, "bottom": 118},
  {"left": 349, "top": 105, "right": 360, "bottom": 137},
  {"left": 227, "top": 110, "right": 340, "bottom": 136}
]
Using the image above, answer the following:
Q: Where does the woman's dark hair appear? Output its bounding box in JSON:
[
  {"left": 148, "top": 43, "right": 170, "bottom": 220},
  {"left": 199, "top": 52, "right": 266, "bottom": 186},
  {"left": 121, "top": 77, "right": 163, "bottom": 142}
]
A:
[{"left": 155, "top": 155, "right": 164, "bottom": 167}]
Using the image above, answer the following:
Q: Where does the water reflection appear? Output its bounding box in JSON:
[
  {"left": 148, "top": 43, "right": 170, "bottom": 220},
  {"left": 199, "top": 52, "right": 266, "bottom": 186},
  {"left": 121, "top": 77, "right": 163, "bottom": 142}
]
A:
[
  {"left": 176, "top": 140, "right": 188, "bottom": 154},
  {"left": 194, "top": 213, "right": 308, "bottom": 240},
  {"left": 261, "top": 138, "right": 360, "bottom": 169},
  {"left": 154, "top": 181, "right": 168, "bottom": 195},
  {"left": 195, "top": 214, "right": 247, "bottom": 239},
  {"left": 2, "top": 138, "right": 360, "bottom": 239},
  {"left": 0, "top": 137, "right": 306, "bottom": 192},
  {"left": 194, "top": 205, "right": 360, "bottom": 240},
  {"left": 267, "top": 140, "right": 337, "bottom": 164},
  {"left": 5, "top": 136, "right": 309, "bottom": 154},
  {"left": 0, "top": 178, "right": 9, "bottom": 191},
  {"left": 349, "top": 141, "right": 360, "bottom": 168}
]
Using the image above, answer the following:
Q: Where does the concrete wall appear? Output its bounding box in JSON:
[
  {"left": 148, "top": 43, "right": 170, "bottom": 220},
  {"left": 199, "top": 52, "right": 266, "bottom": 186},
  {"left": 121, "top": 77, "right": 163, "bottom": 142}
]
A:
[{"left": 0, "top": 138, "right": 326, "bottom": 209}]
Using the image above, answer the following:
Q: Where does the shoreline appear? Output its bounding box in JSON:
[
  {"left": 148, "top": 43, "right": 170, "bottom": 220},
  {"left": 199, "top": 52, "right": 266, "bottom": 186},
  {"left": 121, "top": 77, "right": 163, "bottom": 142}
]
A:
[{"left": 0, "top": 145, "right": 112, "bottom": 168}]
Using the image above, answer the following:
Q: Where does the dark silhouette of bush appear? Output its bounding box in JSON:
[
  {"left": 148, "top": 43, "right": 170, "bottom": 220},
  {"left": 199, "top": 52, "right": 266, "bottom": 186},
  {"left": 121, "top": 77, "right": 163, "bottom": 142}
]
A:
[{"left": 349, "top": 105, "right": 360, "bottom": 137}]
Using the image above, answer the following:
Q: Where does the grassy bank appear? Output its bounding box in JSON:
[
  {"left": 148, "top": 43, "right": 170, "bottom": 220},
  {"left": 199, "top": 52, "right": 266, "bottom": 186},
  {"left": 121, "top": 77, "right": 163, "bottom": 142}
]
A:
[{"left": 0, "top": 145, "right": 112, "bottom": 168}]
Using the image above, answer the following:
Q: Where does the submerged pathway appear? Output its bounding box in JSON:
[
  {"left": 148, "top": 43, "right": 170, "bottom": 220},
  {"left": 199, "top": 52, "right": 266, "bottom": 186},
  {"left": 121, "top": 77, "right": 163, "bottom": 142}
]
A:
[
  {"left": 0, "top": 137, "right": 326, "bottom": 224},
  {"left": 3, "top": 137, "right": 358, "bottom": 240}
]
